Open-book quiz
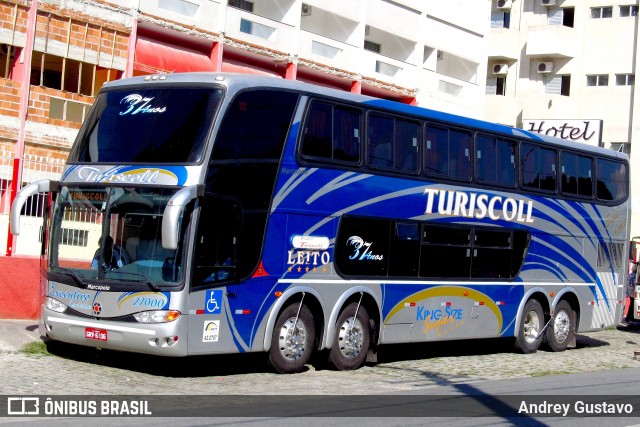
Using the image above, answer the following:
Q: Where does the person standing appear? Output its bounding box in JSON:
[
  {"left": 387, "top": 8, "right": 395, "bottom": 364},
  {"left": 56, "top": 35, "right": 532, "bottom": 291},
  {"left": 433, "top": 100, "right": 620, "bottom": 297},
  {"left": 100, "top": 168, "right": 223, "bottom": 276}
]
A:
[{"left": 624, "top": 262, "right": 637, "bottom": 324}]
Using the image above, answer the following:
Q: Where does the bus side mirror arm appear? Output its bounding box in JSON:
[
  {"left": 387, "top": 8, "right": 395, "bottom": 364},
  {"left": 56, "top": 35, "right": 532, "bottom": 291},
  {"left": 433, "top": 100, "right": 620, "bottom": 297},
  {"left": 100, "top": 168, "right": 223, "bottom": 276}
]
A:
[
  {"left": 10, "top": 179, "right": 56, "bottom": 235},
  {"left": 162, "top": 185, "right": 203, "bottom": 250}
]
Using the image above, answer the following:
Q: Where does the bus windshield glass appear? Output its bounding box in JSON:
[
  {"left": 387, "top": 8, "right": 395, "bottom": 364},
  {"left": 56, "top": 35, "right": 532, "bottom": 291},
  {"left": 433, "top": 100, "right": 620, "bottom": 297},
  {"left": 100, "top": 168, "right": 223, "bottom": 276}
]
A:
[
  {"left": 50, "top": 186, "right": 188, "bottom": 288},
  {"left": 68, "top": 87, "right": 222, "bottom": 163}
]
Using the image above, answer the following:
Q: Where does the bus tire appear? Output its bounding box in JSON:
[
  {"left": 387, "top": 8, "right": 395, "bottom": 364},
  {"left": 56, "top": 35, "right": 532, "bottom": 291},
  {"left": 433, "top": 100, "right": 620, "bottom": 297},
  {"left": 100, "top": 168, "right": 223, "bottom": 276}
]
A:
[
  {"left": 329, "top": 302, "right": 370, "bottom": 371},
  {"left": 544, "top": 300, "right": 573, "bottom": 352},
  {"left": 514, "top": 299, "right": 544, "bottom": 354},
  {"left": 268, "top": 302, "right": 315, "bottom": 374}
]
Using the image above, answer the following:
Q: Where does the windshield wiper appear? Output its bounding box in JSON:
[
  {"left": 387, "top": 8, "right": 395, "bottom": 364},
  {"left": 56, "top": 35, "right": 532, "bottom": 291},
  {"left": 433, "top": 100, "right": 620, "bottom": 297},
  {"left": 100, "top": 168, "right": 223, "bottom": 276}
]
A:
[
  {"left": 53, "top": 267, "right": 87, "bottom": 287},
  {"left": 107, "top": 270, "right": 159, "bottom": 292}
]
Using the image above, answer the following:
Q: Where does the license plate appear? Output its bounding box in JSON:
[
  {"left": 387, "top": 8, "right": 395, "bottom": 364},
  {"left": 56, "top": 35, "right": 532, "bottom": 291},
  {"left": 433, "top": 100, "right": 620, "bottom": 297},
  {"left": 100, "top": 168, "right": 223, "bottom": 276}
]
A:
[{"left": 85, "top": 327, "right": 108, "bottom": 341}]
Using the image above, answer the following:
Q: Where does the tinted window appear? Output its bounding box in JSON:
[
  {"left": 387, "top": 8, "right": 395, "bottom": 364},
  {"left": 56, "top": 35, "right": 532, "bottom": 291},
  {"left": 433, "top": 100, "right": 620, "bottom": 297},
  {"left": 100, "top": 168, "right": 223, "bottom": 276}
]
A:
[
  {"left": 69, "top": 88, "right": 222, "bottom": 163},
  {"left": 425, "top": 125, "right": 471, "bottom": 181},
  {"left": 597, "top": 158, "right": 627, "bottom": 201},
  {"left": 206, "top": 90, "right": 299, "bottom": 281},
  {"left": 212, "top": 90, "right": 299, "bottom": 160},
  {"left": 367, "top": 113, "right": 420, "bottom": 172},
  {"left": 476, "top": 135, "right": 516, "bottom": 187},
  {"left": 335, "top": 216, "right": 390, "bottom": 276},
  {"left": 301, "top": 101, "right": 361, "bottom": 163},
  {"left": 521, "top": 143, "right": 557, "bottom": 192},
  {"left": 561, "top": 152, "right": 593, "bottom": 197}
]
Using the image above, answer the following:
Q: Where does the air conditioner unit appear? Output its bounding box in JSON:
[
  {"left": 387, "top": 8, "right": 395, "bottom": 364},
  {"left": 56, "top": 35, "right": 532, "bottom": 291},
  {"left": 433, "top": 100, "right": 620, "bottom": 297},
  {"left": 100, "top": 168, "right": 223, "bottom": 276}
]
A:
[
  {"left": 492, "top": 63, "right": 509, "bottom": 75},
  {"left": 541, "top": 0, "right": 556, "bottom": 6},
  {"left": 536, "top": 62, "right": 554, "bottom": 73},
  {"left": 301, "top": 3, "right": 312, "bottom": 16},
  {"left": 497, "top": 0, "right": 512, "bottom": 10}
]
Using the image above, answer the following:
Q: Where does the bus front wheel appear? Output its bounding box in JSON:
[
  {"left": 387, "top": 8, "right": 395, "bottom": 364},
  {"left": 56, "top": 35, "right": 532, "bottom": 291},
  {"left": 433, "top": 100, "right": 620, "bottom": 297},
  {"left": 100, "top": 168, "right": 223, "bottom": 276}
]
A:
[
  {"left": 515, "top": 299, "right": 544, "bottom": 354},
  {"left": 329, "top": 302, "right": 370, "bottom": 370},
  {"left": 268, "top": 302, "right": 315, "bottom": 374},
  {"left": 544, "top": 300, "right": 573, "bottom": 352}
]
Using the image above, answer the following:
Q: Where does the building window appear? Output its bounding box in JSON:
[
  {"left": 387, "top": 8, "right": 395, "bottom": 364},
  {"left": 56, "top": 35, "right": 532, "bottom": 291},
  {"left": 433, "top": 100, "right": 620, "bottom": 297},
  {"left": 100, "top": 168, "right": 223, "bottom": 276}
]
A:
[
  {"left": 364, "top": 40, "right": 381, "bottom": 53},
  {"left": 544, "top": 75, "right": 571, "bottom": 96},
  {"left": 486, "top": 77, "right": 506, "bottom": 96},
  {"left": 31, "top": 51, "right": 116, "bottom": 97},
  {"left": 491, "top": 12, "right": 510, "bottom": 28},
  {"left": 616, "top": 74, "right": 635, "bottom": 86},
  {"left": 591, "top": 7, "right": 613, "bottom": 18},
  {"left": 620, "top": 5, "right": 639, "bottom": 17},
  {"left": 228, "top": 0, "right": 253, "bottom": 12},
  {"left": 547, "top": 7, "right": 574, "bottom": 27},
  {"left": 587, "top": 75, "right": 609, "bottom": 86}
]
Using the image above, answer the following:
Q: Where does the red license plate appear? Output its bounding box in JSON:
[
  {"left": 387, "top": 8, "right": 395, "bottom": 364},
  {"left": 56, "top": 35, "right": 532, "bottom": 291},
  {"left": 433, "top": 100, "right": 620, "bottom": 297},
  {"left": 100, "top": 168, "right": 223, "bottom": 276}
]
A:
[{"left": 85, "top": 327, "right": 108, "bottom": 341}]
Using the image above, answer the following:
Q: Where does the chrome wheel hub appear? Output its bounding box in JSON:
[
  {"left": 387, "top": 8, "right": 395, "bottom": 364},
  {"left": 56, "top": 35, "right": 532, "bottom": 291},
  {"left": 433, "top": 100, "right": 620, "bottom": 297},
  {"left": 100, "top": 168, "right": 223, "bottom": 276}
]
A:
[
  {"left": 523, "top": 310, "right": 541, "bottom": 344},
  {"left": 337, "top": 317, "right": 363, "bottom": 358},
  {"left": 553, "top": 311, "right": 570, "bottom": 343},
  {"left": 278, "top": 317, "right": 307, "bottom": 361}
]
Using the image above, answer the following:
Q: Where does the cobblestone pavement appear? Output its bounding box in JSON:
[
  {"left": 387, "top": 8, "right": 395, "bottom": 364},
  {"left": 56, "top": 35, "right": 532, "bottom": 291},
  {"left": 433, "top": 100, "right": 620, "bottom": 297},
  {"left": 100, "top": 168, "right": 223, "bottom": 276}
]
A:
[{"left": 1, "top": 324, "right": 640, "bottom": 396}]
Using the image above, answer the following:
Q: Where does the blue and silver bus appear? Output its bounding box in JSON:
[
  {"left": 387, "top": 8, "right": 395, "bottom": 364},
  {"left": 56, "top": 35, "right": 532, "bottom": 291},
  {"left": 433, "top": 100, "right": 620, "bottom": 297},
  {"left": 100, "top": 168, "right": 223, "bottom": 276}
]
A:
[{"left": 11, "top": 73, "right": 630, "bottom": 373}]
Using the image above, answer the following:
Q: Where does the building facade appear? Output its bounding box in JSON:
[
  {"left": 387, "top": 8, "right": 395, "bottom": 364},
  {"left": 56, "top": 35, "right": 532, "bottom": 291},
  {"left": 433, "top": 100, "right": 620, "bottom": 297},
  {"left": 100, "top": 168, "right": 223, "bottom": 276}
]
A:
[
  {"left": 0, "top": 0, "right": 492, "bottom": 256},
  {"left": 485, "top": 0, "right": 640, "bottom": 243}
]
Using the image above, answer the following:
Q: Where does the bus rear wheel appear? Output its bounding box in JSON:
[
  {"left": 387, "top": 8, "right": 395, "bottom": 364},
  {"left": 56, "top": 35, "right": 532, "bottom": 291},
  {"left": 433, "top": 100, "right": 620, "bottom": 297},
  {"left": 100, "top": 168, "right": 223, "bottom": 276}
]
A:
[
  {"left": 329, "top": 302, "right": 370, "bottom": 370},
  {"left": 268, "top": 303, "right": 315, "bottom": 374},
  {"left": 544, "top": 300, "right": 573, "bottom": 352},
  {"left": 515, "top": 299, "right": 544, "bottom": 354}
]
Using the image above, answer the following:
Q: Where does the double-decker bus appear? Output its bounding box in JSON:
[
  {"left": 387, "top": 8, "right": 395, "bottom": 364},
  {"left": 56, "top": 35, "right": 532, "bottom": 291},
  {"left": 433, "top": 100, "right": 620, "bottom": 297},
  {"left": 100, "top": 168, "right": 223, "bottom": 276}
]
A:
[{"left": 11, "top": 73, "right": 630, "bottom": 373}]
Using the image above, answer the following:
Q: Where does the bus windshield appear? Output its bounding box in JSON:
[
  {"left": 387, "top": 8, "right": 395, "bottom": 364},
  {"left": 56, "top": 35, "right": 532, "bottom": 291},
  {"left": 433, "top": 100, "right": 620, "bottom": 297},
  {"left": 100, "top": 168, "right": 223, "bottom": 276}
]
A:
[
  {"left": 68, "top": 87, "right": 222, "bottom": 164},
  {"left": 50, "top": 186, "right": 188, "bottom": 288}
]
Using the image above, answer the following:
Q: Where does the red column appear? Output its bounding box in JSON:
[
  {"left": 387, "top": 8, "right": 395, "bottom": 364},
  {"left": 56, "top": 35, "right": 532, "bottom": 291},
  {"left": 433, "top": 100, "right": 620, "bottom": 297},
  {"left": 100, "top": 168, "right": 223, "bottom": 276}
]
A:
[
  {"left": 350, "top": 80, "right": 362, "bottom": 94},
  {"left": 125, "top": 12, "right": 138, "bottom": 78},
  {"left": 211, "top": 40, "right": 223, "bottom": 72},
  {"left": 6, "top": 0, "right": 38, "bottom": 257},
  {"left": 285, "top": 62, "right": 297, "bottom": 80}
]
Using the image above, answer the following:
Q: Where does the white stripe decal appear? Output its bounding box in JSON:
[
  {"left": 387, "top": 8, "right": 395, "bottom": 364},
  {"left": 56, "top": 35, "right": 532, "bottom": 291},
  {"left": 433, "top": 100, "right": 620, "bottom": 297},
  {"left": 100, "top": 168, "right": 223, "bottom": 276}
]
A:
[
  {"left": 278, "top": 279, "right": 593, "bottom": 287},
  {"left": 47, "top": 316, "right": 156, "bottom": 335}
]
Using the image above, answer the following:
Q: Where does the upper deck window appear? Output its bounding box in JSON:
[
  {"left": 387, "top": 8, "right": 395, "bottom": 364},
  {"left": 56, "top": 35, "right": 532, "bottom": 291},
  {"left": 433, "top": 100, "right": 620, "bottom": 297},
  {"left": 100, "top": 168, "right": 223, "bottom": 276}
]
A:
[
  {"left": 425, "top": 125, "right": 471, "bottom": 181},
  {"left": 301, "top": 101, "right": 362, "bottom": 164},
  {"left": 69, "top": 87, "right": 222, "bottom": 164},
  {"left": 597, "top": 158, "right": 627, "bottom": 202}
]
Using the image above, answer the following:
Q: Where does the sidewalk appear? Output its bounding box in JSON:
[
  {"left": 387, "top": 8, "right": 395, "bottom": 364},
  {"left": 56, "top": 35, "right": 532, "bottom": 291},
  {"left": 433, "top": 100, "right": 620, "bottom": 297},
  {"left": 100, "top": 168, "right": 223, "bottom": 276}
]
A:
[{"left": 0, "top": 319, "right": 41, "bottom": 352}]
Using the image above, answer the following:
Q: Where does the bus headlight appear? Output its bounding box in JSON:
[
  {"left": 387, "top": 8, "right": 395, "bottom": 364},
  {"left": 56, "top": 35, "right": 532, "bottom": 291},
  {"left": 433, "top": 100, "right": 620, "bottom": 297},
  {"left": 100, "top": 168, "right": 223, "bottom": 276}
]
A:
[
  {"left": 45, "top": 297, "right": 68, "bottom": 313},
  {"left": 133, "top": 310, "right": 181, "bottom": 323}
]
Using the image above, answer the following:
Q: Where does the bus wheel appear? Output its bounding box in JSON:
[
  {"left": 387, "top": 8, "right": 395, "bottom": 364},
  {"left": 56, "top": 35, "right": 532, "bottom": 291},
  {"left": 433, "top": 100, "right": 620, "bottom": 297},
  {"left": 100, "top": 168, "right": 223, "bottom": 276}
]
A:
[
  {"left": 544, "top": 300, "right": 573, "bottom": 352},
  {"left": 268, "top": 303, "right": 315, "bottom": 374},
  {"left": 329, "top": 302, "right": 370, "bottom": 370},
  {"left": 514, "top": 299, "right": 544, "bottom": 354}
]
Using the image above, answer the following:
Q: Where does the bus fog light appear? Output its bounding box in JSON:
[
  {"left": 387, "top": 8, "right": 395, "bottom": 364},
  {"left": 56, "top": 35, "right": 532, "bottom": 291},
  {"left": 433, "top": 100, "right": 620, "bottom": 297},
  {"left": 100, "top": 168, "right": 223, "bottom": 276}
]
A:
[
  {"left": 45, "top": 297, "right": 68, "bottom": 313},
  {"left": 134, "top": 310, "right": 181, "bottom": 323},
  {"left": 166, "top": 336, "right": 179, "bottom": 346}
]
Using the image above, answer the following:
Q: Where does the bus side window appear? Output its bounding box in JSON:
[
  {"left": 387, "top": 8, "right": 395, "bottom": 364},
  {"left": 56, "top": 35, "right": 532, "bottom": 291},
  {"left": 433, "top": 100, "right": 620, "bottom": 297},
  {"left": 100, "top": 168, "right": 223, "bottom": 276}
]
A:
[
  {"left": 302, "top": 102, "right": 332, "bottom": 158},
  {"left": 301, "top": 101, "right": 361, "bottom": 164},
  {"left": 395, "top": 119, "right": 420, "bottom": 173},
  {"left": 597, "top": 158, "right": 627, "bottom": 201},
  {"left": 368, "top": 114, "right": 393, "bottom": 168}
]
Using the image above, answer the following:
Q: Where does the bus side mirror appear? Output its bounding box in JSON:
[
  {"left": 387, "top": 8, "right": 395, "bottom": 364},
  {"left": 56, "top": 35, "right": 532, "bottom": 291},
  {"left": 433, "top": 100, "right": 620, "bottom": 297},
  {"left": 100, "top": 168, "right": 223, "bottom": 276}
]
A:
[
  {"left": 10, "top": 179, "right": 54, "bottom": 235},
  {"left": 162, "top": 185, "right": 202, "bottom": 250}
]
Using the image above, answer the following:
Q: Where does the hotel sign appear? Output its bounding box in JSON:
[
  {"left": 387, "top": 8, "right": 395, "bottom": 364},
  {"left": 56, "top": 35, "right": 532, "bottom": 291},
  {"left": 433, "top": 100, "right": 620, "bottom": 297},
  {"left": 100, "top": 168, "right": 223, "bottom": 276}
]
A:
[{"left": 523, "top": 119, "right": 602, "bottom": 147}]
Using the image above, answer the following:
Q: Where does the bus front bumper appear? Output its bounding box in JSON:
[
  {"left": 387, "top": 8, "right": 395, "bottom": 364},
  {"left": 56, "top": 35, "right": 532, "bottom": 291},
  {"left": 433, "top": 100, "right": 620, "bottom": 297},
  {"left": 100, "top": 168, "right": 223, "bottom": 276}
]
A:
[{"left": 41, "top": 308, "right": 189, "bottom": 357}]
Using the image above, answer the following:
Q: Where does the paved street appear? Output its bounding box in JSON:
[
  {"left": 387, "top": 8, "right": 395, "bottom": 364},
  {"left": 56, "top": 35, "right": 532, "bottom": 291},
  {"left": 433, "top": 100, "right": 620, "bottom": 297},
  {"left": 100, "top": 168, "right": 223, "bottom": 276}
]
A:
[{"left": 1, "top": 322, "right": 640, "bottom": 396}]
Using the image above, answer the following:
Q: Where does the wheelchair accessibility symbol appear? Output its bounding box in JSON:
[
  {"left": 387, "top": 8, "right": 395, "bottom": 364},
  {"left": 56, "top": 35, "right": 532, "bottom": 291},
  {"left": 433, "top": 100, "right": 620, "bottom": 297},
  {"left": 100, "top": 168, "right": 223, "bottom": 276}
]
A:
[{"left": 205, "top": 290, "right": 223, "bottom": 314}]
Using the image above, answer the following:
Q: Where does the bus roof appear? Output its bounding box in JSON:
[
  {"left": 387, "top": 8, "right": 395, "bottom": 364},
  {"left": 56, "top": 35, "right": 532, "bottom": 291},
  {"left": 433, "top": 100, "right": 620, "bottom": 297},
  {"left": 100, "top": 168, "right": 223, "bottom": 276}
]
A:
[{"left": 102, "top": 72, "right": 627, "bottom": 162}]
